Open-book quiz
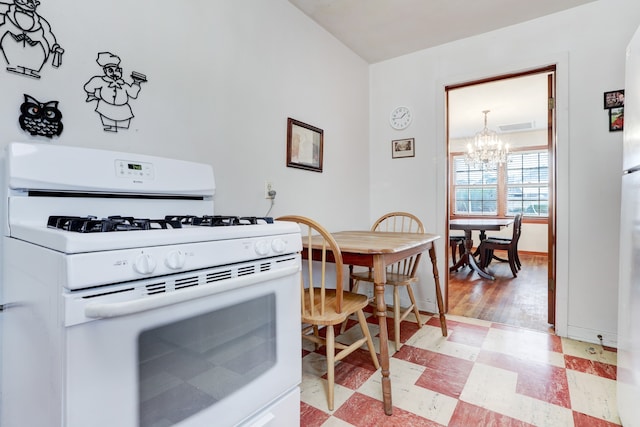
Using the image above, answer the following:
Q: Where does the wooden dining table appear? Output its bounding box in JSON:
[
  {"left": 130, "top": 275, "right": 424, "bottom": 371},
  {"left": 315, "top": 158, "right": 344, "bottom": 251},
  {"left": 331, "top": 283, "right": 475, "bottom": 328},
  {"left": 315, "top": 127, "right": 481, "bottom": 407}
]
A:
[
  {"left": 449, "top": 218, "right": 514, "bottom": 280},
  {"left": 302, "top": 230, "right": 446, "bottom": 416}
]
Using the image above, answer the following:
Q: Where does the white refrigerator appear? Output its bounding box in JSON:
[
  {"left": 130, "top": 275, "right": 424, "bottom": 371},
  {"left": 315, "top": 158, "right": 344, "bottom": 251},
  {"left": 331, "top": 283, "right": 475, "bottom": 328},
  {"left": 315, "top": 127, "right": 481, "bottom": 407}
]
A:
[{"left": 618, "top": 24, "right": 640, "bottom": 427}]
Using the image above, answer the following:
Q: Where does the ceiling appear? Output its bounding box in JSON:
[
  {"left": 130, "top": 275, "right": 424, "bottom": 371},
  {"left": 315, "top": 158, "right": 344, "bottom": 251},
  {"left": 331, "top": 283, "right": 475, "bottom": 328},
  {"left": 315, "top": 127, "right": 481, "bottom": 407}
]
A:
[
  {"left": 288, "top": 0, "right": 592, "bottom": 138},
  {"left": 288, "top": 0, "right": 597, "bottom": 64}
]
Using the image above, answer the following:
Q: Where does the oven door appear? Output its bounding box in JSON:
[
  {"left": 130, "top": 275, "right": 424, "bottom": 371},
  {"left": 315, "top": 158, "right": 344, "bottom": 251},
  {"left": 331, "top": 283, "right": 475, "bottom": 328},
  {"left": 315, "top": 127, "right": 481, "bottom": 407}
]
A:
[{"left": 64, "top": 258, "right": 301, "bottom": 427}]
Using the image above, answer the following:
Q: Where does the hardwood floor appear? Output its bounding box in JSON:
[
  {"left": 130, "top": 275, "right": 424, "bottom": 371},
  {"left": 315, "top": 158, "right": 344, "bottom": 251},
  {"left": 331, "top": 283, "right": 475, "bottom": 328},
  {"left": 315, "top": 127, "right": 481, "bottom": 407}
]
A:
[{"left": 447, "top": 251, "right": 553, "bottom": 333}]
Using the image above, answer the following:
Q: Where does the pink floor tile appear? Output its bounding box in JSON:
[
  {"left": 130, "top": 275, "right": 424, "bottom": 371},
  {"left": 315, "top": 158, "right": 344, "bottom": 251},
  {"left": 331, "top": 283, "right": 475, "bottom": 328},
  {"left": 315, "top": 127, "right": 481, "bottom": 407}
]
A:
[
  {"left": 339, "top": 347, "right": 381, "bottom": 371},
  {"left": 477, "top": 350, "right": 571, "bottom": 408},
  {"left": 448, "top": 401, "right": 536, "bottom": 427},
  {"left": 393, "top": 347, "right": 474, "bottom": 398},
  {"left": 564, "top": 354, "right": 617, "bottom": 380},
  {"left": 573, "top": 410, "right": 622, "bottom": 427},
  {"left": 425, "top": 316, "right": 446, "bottom": 331},
  {"left": 300, "top": 401, "right": 330, "bottom": 427},
  {"left": 333, "top": 392, "right": 443, "bottom": 427},
  {"left": 393, "top": 344, "right": 440, "bottom": 366},
  {"left": 332, "top": 357, "right": 378, "bottom": 390},
  {"left": 394, "top": 318, "right": 422, "bottom": 343}
]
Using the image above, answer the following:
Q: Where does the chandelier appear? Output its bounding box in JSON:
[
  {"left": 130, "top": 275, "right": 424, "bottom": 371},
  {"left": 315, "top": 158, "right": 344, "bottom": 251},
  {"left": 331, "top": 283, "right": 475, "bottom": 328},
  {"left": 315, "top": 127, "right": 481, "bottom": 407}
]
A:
[{"left": 465, "top": 110, "right": 509, "bottom": 168}]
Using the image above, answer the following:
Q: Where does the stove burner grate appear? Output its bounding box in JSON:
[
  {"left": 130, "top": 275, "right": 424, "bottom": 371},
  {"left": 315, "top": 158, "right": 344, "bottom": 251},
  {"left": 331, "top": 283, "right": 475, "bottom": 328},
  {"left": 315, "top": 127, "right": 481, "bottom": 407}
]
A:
[
  {"left": 165, "top": 215, "right": 273, "bottom": 226},
  {"left": 47, "top": 215, "right": 274, "bottom": 232},
  {"left": 47, "top": 216, "right": 182, "bottom": 233}
]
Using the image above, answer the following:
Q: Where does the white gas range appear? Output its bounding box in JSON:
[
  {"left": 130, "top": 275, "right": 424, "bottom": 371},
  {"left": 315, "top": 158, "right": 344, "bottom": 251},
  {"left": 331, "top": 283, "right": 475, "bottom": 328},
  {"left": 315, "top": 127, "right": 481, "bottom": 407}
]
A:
[{"left": 0, "top": 142, "right": 302, "bottom": 427}]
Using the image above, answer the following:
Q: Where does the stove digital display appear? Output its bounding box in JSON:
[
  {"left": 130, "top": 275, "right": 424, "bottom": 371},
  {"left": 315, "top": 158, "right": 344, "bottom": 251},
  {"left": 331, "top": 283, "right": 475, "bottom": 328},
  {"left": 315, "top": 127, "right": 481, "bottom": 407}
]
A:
[{"left": 115, "top": 159, "right": 154, "bottom": 179}]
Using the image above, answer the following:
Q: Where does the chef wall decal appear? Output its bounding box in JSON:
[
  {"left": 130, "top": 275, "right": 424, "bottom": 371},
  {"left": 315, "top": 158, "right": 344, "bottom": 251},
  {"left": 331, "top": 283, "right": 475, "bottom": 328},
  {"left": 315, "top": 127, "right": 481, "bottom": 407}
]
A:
[
  {"left": 0, "top": 0, "right": 64, "bottom": 79},
  {"left": 19, "top": 93, "right": 63, "bottom": 138},
  {"left": 84, "top": 52, "right": 147, "bottom": 132}
]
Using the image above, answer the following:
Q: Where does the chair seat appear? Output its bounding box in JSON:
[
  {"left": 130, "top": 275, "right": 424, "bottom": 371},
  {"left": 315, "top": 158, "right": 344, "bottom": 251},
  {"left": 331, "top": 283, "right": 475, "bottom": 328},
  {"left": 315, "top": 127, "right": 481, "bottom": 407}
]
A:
[
  {"left": 351, "top": 270, "right": 417, "bottom": 287},
  {"left": 484, "top": 237, "right": 511, "bottom": 244},
  {"left": 302, "top": 289, "right": 370, "bottom": 326}
]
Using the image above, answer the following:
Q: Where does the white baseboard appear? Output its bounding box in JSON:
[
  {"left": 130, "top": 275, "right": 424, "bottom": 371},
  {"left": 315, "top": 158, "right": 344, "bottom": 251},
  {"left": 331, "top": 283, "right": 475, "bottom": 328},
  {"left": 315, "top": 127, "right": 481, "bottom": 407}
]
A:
[{"left": 566, "top": 325, "right": 617, "bottom": 348}]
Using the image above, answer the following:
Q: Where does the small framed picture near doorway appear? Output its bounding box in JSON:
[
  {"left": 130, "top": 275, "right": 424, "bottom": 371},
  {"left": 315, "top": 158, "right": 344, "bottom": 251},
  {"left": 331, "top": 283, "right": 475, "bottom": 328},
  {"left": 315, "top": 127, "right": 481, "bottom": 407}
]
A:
[
  {"left": 609, "top": 107, "right": 624, "bottom": 132},
  {"left": 286, "top": 118, "right": 323, "bottom": 172},
  {"left": 604, "top": 89, "right": 625, "bottom": 109},
  {"left": 391, "top": 138, "right": 415, "bottom": 158}
]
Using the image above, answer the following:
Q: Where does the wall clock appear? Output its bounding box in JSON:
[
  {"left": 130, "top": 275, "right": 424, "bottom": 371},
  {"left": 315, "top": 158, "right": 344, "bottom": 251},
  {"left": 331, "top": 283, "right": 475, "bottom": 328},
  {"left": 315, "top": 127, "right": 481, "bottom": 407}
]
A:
[{"left": 389, "top": 106, "right": 412, "bottom": 130}]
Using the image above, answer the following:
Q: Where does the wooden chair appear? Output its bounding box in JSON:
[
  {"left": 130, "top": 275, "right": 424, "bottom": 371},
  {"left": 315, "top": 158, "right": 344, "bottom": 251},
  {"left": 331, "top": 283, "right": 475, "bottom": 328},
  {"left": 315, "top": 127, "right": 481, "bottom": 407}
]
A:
[
  {"left": 478, "top": 213, "right": 523, "bottom": 277},
  {"left": 449, "top": 235, "right": 466, "bottom": 269},
  {"left": 347, "top": 212, "right": 425, "bottom": 351},
  {"left": 277, "top": 215, "right": 379, "bottom": 411}
]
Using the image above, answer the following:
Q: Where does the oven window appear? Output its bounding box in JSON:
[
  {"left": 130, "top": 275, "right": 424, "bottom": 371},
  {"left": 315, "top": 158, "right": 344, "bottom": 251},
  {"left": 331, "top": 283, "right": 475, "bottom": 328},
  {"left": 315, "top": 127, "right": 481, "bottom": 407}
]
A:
[{"left": 137, "top": 294, "right": 277, "bottom": 427}]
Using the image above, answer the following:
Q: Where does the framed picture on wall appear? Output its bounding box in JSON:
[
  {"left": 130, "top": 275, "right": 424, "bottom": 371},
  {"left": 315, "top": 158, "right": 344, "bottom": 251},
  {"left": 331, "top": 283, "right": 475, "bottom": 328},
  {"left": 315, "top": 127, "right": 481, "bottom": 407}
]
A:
[
  {"left": 391, "top": 138, "right": 415, "bottom": 158},
  {"left": 609, "top": 107, "right": 624, "bottom": 132},
  {"left": 604, "top": 90, "right": 625, "bottom": 109},
  {"left": 286, "top": 118, "right": 323, "bottom": 172}
]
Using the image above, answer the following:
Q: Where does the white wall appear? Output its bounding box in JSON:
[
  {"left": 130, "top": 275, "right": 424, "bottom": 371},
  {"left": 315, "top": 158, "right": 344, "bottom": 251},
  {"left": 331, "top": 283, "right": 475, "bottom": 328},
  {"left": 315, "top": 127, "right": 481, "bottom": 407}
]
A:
[
  {"left": 370, "top": 0, "right": 640, "bottom": 346},
  {"left": 0, "top": 0, "right": 371, "bottom": 230}
]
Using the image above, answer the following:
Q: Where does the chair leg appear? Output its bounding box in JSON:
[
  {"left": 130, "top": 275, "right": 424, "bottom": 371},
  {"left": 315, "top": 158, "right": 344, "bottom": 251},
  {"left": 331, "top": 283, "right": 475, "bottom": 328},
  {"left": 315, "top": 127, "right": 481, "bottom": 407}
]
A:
[
  {"left": 393, "top": 286, "right": 401, "bottom": 351},
  {"left": 508, "top": 250, "right": 518, "bottom": 277},
  {"left": 479, "top": 247, "right": 490, "bottom": 269},
  {"left": 356, "top": 309, "right": 380, "bottom": 370},
  {"left": 313, "top": 325, "right": 321, "bottom": 350},
  {"left": 406, "top": 284, "right": 423, "bottom": 328},
  {"left": 325, "top": 322, "right": 335, "bottom": 411},
  {"left": 450, "top": 241, "right": 458, "bottom": 265}
]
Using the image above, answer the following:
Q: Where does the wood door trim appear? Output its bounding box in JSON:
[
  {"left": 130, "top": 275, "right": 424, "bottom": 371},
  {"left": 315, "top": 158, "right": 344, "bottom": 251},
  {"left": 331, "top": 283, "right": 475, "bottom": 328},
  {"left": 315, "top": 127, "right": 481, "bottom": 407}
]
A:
[{"left": 445, "top": 64, "right": 557, "bottom": 327}]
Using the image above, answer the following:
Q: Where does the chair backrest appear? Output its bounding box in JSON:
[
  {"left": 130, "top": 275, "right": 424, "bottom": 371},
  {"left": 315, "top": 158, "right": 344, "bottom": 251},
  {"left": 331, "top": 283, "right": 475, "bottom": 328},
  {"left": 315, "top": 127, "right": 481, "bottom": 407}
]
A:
[
  {"left": 372, "top": 211, "right": 424, "bottom": 234},
  {"left": 512, "top": 213, "right": 523, "bottom": 245},
  {"left": 372, "top": 212, "right": 425, "bottom": 277},
  {"left": 276, "top": 215, "right": 345, "bottom": 316}
]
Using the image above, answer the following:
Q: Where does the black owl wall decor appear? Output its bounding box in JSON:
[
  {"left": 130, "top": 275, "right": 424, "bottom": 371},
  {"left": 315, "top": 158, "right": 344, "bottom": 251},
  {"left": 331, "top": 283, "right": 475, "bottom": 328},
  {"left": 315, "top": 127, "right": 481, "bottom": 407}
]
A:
[{"left": 19, "top": 94, "right": 63, "bottom": 138}]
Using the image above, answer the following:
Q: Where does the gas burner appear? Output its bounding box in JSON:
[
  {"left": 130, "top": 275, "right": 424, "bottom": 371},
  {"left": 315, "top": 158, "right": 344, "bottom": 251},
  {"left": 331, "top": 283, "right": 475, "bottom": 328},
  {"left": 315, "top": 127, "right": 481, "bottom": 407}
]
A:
[
  {"left": 47, "top": 215, "right": 182, "bottom": 233},
  {"left": 239, "top": 216, "right": 274, "bottom": 225},
  {"left": 47, "top": 215, "right": 275, "bottom": 232},
  {"left": 165, "top": 215, "right": 274, "bottom": 226}
]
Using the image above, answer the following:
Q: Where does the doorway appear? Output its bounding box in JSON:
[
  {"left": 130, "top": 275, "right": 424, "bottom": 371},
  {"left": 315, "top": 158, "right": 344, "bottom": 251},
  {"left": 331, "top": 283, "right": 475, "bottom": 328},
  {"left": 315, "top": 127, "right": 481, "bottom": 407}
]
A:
[{"left": 445, "top": 66, "right": 556, "bottom": 332}]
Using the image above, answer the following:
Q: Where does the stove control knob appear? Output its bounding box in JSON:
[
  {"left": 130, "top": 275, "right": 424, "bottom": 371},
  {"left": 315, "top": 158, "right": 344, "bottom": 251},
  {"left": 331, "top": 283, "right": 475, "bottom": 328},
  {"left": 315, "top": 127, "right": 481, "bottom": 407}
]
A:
[
  {"left": 134, "top": 253, "right": 156, "bottom": 275},
  {"left": 271, "top": 238, "right": 286, "bottom": 253},
  {"left": 165, "top": 250, "right": 186, "bottom": 270},
  {"left": 255, "top": 240, "right": 270, "bottom": 256}
]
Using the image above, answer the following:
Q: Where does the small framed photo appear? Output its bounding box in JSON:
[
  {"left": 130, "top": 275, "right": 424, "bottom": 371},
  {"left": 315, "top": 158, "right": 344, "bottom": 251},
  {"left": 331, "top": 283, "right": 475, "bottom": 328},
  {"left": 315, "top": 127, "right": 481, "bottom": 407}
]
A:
[
  {"left": 391, "top": 138, "right": 415, "bottom": 158},
  {"left": 287, "top": 118, "right": 323, "bottom": 172},
  {"left": 604, "top": 90, "right": 625, "bottom": 109},
  {"left": 609, "top": 107, "right": 624, "bottom": 132}
]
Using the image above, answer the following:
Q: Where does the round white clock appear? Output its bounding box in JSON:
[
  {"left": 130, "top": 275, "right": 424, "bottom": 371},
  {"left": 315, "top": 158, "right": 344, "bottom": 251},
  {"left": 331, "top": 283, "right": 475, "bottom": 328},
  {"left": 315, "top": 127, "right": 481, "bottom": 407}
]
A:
[{"left": 389, "top": 106, "right": 412, "bottom": 130}]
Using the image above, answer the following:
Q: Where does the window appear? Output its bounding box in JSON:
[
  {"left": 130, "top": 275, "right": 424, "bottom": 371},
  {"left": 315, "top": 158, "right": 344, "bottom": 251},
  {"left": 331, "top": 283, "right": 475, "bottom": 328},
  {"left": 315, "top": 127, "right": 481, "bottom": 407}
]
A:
[
  {"left": 453, "top": 158, "right": 498, "bottom": 215},
  {"left": 452, "top": 149, "right": 548, "bottom": 218},
  {"left": 506, "top": 151, "right": 549, "bottom": 217}
]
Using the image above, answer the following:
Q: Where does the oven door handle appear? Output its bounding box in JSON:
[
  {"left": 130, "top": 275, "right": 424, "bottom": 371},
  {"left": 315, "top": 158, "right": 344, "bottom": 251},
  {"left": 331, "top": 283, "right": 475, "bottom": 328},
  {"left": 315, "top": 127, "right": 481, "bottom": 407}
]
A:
[{"left": 84, "top": 265, "right": 299, "bottom": 319}]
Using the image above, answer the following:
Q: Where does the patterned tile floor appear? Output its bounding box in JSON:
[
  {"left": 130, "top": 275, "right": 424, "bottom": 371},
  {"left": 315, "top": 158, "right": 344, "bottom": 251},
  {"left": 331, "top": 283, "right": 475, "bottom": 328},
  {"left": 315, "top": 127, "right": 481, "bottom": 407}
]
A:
[{"left": 300, "top": 310, "right": 619, "bottom": 427}]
